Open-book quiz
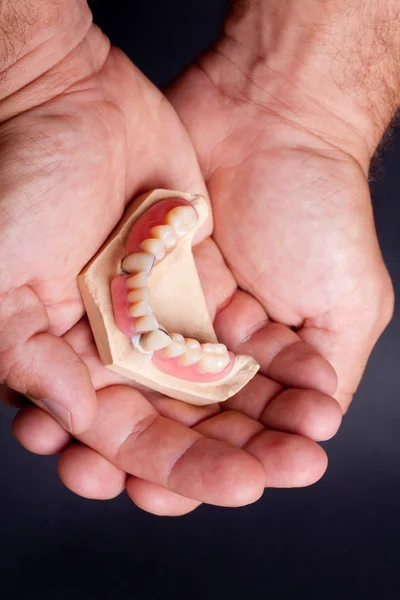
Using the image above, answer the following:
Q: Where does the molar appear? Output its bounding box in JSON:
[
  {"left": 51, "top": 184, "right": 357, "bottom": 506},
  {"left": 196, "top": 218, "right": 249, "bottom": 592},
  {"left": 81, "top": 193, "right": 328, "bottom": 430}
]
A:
[
  {"left": 165, "top": 206, "right": 197, "bottom": 237},
  {"left": 122, "top": 252, "right": 154, "bottom": 274},
  {"left": 179, "top": 338, "right": 202, "bottom": 366},
  {"left": 199, "top": 343, "right": 230, "bottom": 373}
]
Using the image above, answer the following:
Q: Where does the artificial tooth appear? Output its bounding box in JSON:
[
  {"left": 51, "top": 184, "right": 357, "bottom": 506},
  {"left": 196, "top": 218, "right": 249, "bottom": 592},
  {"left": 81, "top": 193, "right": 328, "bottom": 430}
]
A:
[
  {"left": 165, "top": 206, "right": 197, "bottom": 237},
  {"left": 135, "top": 313, "right": 158, "bottom": 332},
  {"left": 126, "top": 272, "right": 148, "bottom": 289},
  {"left": 122, "top": 252, "right": 154, "bottom": 274},
  {"left": 178, "top": 338, "right": 202, "bottom": 366},
  {"left": 199, "top": 343, "right": 230, "bottom": 373},
  {"left": 127, "top": 288, "right": 149, "bottom": 303},
  {"left": 139, "top": 238, "right": 165, "bottom": 260},
  {"left": 163, "top": 333, "right": 186, "bottom": 358},
  {"left": 150, "top": 225, "right": 177, "bottom": 249},
  {"left": 202, "top": 343, "right": 228, "bottom": 355},
  {"left": 128, "top": 300, "right": 152, "bottom": 317},
  {"left": 140, "top": 329, "right": 172, "bottom": 352}
]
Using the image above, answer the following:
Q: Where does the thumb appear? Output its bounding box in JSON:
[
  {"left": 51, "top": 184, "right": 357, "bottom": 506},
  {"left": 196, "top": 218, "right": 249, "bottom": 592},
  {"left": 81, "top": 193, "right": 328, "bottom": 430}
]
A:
[
  {"left": 0, "top": 285, "right": 96, "bottom": 433},
  {"left": 299, "top": 290, "right": 393, "bottom": 411}
]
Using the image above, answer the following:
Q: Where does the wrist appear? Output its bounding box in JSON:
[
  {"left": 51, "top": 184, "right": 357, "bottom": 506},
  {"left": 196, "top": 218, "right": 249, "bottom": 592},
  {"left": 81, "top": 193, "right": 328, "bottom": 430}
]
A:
[
  {"left": 0, "top": 0, "right": 108, "bottom": 120},
  {"left": 208, "top": 0, "right": 400, "bottom": 161}
]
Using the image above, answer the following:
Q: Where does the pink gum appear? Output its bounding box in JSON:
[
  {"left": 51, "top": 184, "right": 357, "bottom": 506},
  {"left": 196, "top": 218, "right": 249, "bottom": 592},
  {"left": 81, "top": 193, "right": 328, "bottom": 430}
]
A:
[
  {"left": 111, "top": 274, "right": 145, "bottom": 337},
  {"left": 152, "top": 351, "right": 236, "bottom": 383}
]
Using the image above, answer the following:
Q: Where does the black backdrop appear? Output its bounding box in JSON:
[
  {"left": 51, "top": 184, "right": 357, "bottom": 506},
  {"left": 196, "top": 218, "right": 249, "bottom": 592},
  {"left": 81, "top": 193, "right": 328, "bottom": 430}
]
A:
[{"left": 1, "top": 1, "right": 400, "bottom": 598}]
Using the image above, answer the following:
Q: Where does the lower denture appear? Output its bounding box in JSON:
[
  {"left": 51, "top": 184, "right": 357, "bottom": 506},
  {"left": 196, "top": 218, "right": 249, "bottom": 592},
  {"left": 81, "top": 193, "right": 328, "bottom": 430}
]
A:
[{"left": 152, "top": 350, "right": 236, "bottom": 383}]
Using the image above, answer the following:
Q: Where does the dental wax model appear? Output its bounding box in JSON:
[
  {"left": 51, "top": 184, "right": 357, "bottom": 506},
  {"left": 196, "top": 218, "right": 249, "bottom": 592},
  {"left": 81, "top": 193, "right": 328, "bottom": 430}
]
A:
[{"left": 78, "top": 189, "right": 259, "bottom": 406}]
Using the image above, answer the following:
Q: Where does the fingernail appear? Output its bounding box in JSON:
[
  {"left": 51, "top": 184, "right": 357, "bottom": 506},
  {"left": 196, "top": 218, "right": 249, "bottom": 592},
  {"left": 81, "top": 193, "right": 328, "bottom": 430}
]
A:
[{"left": 41, "top": 398, "right": 72, "bottom": 432}]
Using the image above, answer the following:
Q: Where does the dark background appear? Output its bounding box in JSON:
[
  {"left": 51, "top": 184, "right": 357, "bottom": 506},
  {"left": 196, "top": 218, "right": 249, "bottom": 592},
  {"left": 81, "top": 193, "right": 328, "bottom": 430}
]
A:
[{"left": 1, "top": 1, "right": 400, "bottom": 598}]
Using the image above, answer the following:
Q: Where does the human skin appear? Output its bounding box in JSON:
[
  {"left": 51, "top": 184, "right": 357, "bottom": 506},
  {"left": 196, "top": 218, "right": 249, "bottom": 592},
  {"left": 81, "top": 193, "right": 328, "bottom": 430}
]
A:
[{"left": 0, "top": 0, "right": 395, "bottom": 515}]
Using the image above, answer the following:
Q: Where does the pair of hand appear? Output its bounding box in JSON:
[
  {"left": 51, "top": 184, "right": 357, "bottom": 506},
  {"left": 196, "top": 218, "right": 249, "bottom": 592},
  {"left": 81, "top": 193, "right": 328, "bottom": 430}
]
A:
[{"left": 0, "top": 10, "right": 392, "bottom": 515}]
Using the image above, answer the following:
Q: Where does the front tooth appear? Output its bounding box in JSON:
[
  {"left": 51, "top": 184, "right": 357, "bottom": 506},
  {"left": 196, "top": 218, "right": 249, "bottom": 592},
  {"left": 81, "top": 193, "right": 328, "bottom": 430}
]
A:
[
  {"left": 139, "top": 238, "right": 165, "bottom": 260},
  {"left": 122, "top": 252, "right": 154, "bottom": 274},
  {"left": 128, "top": 300, "right": 152, "bottom": 317},
  {"left": 140, "top": 329, "right": 172, "bottom": 352},
  {"left": 179, "top": 338, "right": 202, "bottom": 366},
  {"left": 163, "top": 333, "right": 186, "bottom": 358},
  {"left": 165, "top": 206, "right": 197, "bottom": 237},
  {"left": 127, "top": 288, "right": 149, "bottom": 303},
  {"left": 126, "top": 272, "right": 148, "bottom": 289},
  {"left": 150, "top": 225, "right": 177, "bottom": 249},
  {"left": 199, "top": 345, "right": 230, "bottom": 373},
  {"left": 135, "top": 313, "right": 158, "bottom": 332}
]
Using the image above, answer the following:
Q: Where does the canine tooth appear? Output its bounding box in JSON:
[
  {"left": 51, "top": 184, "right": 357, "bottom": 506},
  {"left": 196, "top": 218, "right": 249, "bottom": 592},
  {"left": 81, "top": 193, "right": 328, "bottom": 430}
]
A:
[
  {"left": 150, "top": 225, "right": 177, "bottom": 249},
  {"left": 140, "top": 329, "right": 171, "bottom": 352},
  {"left": 122, "top": 252, "right": 154, "bottom": 274},
  {"left": 179, "top": 338, "right": 202, "bottom": 366},
  {"left": 126, "top": 272, "right": 148, "bottom": 289},
  {"left": 135, "top": 313, "right": 158, "bottom": 332},
  {"left": 128, "top": 300, "right": 152, "bottom": 317},
  {"left": 199, "top": 344, "right": 230, "bottom": 373},
  {"left": 165, "top": 206, "right": 197, "bottom": 237},
  {"left": 127, "top": 288, "right": 149, "bottom": 303},
  {"left": 139, "top": 238, "right": 165, "bottom": 260},
  {"left": 163, "top": 333, "right": 186, "bottom": 358}
]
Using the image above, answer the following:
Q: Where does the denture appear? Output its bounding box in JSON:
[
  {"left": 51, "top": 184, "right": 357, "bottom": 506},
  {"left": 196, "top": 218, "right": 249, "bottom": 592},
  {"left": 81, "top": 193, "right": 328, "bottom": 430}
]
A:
[{"left": 78, "top": 189, "right": 259, "bottom": 406}]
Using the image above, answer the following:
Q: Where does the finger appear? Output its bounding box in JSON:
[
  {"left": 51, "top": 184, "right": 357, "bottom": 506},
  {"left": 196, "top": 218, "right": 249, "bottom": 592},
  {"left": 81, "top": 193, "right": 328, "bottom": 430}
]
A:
[
  {"left": 126, "top": 477, "right": 201, "bottom": 516},
  {"left": 244, "top": 430, "right": 328, "bottom": 487},
  {"left": 148, "top": 393, "right": 220, "bottom": 426},
  {"left": 215, "top": 290, "right": 338, "bottom": 396},
  {"left": 12, "top": 405, "right": 71, "bottom": 454},
  {"left": 223, "top": 374, "right": 281, "bottom": 420},
  {"left": 223, "top": 377, "right": 341, "bottom": 441},
  {"left": 260, "top": 389, "right": 342, "bottom": 442},
  {"left": 195, "top": 411, "right": 264, "bottom": 446},
  {"left": 195, "top": 410, "right": 328, "bottom": 487},
  {"left": 77, "top": 385, "right": 265, "bottom": 507},
  {"left": 58, "top": 444, "right": 126, "bottom": 500},
  {"left": 299, "top": 318, "right": 388, "bottom": 411},
  {"left": 0, "top": 286, "right": 96, "bottom": 433}
]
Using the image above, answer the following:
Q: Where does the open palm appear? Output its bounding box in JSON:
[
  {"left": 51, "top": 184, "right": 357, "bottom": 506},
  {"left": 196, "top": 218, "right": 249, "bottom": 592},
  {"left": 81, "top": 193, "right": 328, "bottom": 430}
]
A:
[{"left": 5, "top": 39, "right": 342, "bottom": 516}]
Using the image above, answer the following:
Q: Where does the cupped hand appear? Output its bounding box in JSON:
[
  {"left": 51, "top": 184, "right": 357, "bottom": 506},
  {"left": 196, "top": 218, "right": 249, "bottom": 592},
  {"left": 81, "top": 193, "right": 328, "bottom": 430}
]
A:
[
  {"left": 166, "top": 43, "right": 394, "bottom": 413},
  {"left": 0, "top": 30, "right": 208, "bottom": 430},
  {"left": 2, "top": 23, "right": 342, "bottom": 515},
  {"left": 12, "top": 249, "right": 341, "bottom": 515}
]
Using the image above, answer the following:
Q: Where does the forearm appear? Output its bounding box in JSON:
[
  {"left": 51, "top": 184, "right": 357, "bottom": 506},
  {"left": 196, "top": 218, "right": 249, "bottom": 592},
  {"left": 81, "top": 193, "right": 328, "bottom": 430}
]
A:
[
  {"left": 0, "top": 0, "right": 107, "bottom": 119},
  {"left": 213, "top": 0, "right": 400, "bottom": 158}
]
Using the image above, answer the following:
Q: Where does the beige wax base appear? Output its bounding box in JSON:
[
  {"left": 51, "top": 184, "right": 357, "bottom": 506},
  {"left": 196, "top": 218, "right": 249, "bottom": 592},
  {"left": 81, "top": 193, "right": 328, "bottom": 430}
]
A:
[{"left": 78, "top": 189, "right": 259, "bottom": 406}]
